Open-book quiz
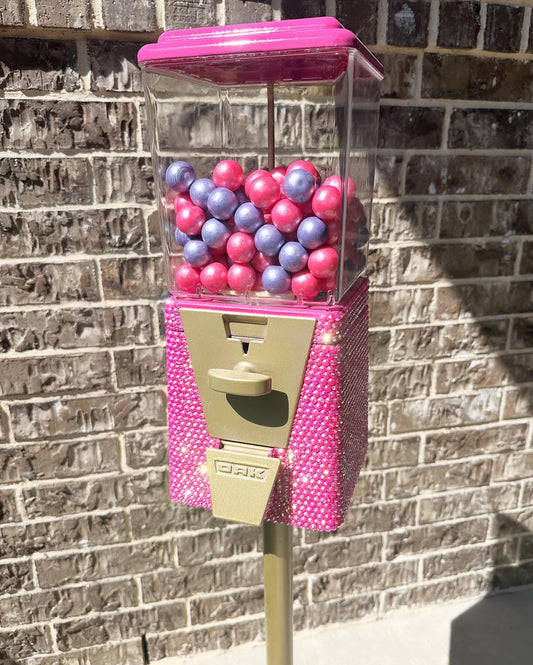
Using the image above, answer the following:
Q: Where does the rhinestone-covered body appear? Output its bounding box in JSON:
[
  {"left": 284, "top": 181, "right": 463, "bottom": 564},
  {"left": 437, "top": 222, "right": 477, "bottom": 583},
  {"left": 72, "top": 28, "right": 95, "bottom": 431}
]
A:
[{"left": 165, "top": 280, "right": 369, "bottom": 531}]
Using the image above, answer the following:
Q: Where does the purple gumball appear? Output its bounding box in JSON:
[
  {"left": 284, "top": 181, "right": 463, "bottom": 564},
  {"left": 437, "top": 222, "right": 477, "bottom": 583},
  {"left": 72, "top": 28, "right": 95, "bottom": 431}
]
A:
[
  {"left": 235, "top": 186, "right": 249, "bottom": 205},
  {"left": 283, "top": 168, "right": 316, "bottom": 204},
  {"left": 254, "top": 224, "right": 284, "bottom": 256},
  {"left": 174, "top": 228, "right": 189, "bottom": 246},
  {"left": 189, "top": 178, "right": 216, "bottom": 209},
  {"left": 166, "top": 161, "right": 196, "bottom": 193},
  {"left": 262, "top": 265, "right": 291, "bottom": 294},
  {"left": 234, "top": 202, "right": 264, "bottom": 233},
  {"left": 278, "top": 241, "right": 309, "bottom": 273},
  {"left": 183, "top": 239, "right": 211, "bottom": 267},
  {"left": 297, "top": 216, "right": 328, "bottom": 249},
  {"left": 201, "top": 218, "right": 230, "bottom": 250},
  {"left": 207, "top": 187, "right": 239, "bottom": 221}
]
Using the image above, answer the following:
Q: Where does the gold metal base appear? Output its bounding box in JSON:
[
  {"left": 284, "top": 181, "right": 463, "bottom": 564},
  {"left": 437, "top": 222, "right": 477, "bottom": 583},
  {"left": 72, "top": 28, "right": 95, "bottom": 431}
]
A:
[{"left": 263, "top": 521, "right": 293, "bottom": 665}]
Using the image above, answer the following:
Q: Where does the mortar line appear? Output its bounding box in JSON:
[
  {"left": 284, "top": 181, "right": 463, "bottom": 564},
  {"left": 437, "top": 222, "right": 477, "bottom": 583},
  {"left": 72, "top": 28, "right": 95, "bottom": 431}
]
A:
[
  {"left": 76, "top": 39, "right": 92, "bottom": 92},
  {"left": 216, "top": 0, "right": 226, "bottom": 26},
  {"left": 477, "top": 2, "right": 488, "bottom": 51},
  {"left": 90, "top": 0, "right": 104, "bottom": 28},
  {"left": 376, "top": 0, "right": 388, "bottom": 45},
  {"left": 520, "top": 6, "right": 532, "bottom": 53},
  {"left": 155, "top": 0, "right": 166, "bottom": 31},
  {"left": 25, "top": 0, "right": 37, "bottom": 24},
  {"left": 5, "top": 89, "right": 533, "bottom": 110},
  {"left": 428, "top": 0, "right": 440, "bottom": 47},
  {"left": 325, "top": 0, "right": 336, "bottom": 17}
]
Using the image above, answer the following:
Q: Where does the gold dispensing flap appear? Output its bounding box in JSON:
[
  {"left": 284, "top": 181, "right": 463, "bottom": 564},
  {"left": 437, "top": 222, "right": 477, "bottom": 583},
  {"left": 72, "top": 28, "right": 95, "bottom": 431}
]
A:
[
  {"left": 206, "top": 442, "right": 281, "bottom": 526},
  {"left": 181, "top": 308, "right": 315, "bottom": 449}
]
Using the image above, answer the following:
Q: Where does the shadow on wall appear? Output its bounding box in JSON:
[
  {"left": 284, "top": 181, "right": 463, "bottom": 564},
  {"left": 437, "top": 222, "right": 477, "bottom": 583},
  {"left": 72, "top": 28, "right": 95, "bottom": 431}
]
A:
[{"left": 449, "top": 515, "right": 533, "bottom": 665}]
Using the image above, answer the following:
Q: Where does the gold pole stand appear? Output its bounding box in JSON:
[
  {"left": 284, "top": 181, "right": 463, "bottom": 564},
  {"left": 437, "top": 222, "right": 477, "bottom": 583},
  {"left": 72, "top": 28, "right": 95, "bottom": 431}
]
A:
[{"left": 263, "top": 521, "right": 293, "bottom": 665}]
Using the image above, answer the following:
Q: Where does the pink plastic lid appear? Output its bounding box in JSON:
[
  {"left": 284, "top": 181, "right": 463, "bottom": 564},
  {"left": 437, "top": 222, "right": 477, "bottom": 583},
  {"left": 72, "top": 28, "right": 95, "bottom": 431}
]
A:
[{"left": 138, "top": 17, "right": 383, "bottom": 77}]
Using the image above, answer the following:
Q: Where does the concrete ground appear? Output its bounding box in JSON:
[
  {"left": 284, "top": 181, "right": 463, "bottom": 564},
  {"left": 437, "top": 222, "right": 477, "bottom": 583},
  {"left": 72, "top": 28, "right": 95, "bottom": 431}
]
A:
[{"left": 155, "top": 584, "right": 533, "bottom": 665}]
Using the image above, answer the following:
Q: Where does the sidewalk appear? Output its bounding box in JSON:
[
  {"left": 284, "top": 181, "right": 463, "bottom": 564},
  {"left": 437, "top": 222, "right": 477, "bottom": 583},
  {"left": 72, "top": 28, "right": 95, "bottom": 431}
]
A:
[{"left": 155, "top": 584, "right": 533, "bottom": 665}]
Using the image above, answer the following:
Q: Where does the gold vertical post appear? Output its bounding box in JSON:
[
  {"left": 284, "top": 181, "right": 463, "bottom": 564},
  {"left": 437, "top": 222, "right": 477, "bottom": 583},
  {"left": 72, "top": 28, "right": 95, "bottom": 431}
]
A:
[{"left": 263, "top": 521, "right": 293, "bottom": 665}]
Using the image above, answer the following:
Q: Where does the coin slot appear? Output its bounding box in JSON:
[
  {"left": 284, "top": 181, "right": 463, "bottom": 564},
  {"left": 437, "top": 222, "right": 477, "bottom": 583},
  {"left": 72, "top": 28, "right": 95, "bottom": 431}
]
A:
[
  {"left": 223, "top": 315, "right": 268, "bottom": 342},
  {"left": 241, "top": 341, "right": 250, "bottom": 355}
]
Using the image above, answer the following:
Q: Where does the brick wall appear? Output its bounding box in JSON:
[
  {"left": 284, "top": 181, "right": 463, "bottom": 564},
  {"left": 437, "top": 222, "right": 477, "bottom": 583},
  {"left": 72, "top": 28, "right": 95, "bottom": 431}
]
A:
[{"left": 0, "top": 0, "right": 532, "bottom": 663}]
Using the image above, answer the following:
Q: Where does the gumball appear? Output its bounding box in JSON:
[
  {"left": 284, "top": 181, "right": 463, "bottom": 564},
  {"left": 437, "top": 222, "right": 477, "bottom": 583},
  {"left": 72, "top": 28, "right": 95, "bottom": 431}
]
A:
[
  {"left": 174, "top": 228, "right": 189, "bottom": 246},
  {"left": 283, "top": 168, "right": 316, "bottom": 204},
  {"left": 175, "top": 203, "right": 206, "bottom": 236},
  {"left": 254, "top": 224, "right": 284, "bottom": 256},
  {"left": 207, "top": 187, "right": 239, "bottom": 221},
  {"left": 308, "top": 247, "right": 339, "bottom": 279},
  {"left": 286, "top": 160, "right": 320, "bottom": 183},
  {"left": 347, "top": 197, "right": 365, "bottom": 225},
  {"left": 201, "top": 218, "right": 230, "bottom": 250},
  {"left": 213, "top": 160, "right": 244, "bottom": 191},
  {"left": 321, "top": 274, "right": 337, "bottom": 291},
  {"left": 226, "top": 232, "right": 256, "bottom": 263},
  {"left": 252, "top": 251, "right": 277, "bottom": 273},
  {"left": 279, "top": 242, "right": 309, "bottom": 273},
  {"left": 234, "top": 202, "right": 264, "bottom": 233},
  {"left": 297, "top": 216, "right": 328, "bottom": 249},
  {"left": 270, "top": 166, "right": 286, "bottom": 189},
  {"left": 327, "top": 221, "right": 340, "bottom": 246},
  {"left": 291, "top": 270, "right": 321, "bottom": 300},
  {"left": 166, "top": 161, "right": 196, "bottom": 192},
  {"left": 200, "top": 262, "right": 228, "bottom": 293},
  {"left": 312, "top": 185, "right": 342, "bottom": 222},
  {"left": 235, "top": 185, "right": 248, "bottom": 205},
  {"left": 173, "top": 192, "right": 192, "bottom": 213},
  {"left": 323, "top": 174, "right": 356, "bottom": 200},
  {"left": 183, "top": 240, "right": 211, "bottom": 268},
  {"left": 271, "top": 199, "right": 303, "bottom": 233},
  {"left": 244, "top": 169, "right": 269, "bottom": 198},
  {"left": 262, "top": 265, "right": 291, "bottom": 294},
  {"left": 227, "top": 263, "right": 256, "bottom": 293},
  {"left": 176, "top": 263, "right": 200, "bottom": 293},
  {"left": 189, "top": 178, "right": 216, "bottom": 209},
  {"left": 248, "top": 173, "right": 281, "bottom": 210}
]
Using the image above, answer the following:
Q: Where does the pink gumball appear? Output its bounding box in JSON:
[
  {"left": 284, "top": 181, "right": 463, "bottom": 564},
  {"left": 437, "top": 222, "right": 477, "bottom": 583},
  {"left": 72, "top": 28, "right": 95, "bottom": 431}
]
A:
[
  {"left": 176, "top": 263, "right": 201, "bottom": 293},
  {"left": 286, "top": 160, "right": 320, "bottom": 184},
  {"left": 327, "top": 221, "right": 340, "bottom": 246},
  {"left": 291, "top": 270, "right": 321, "bottom": 300},
  {"left": 228, "top": 263, "right": 256, "bottom": 293},
  {"left": 321, "top": 274, "right": 337, "bottom": 291},
  {"left": 308, "top": 247, "right": 339, "bottom": 279},
  {"left": 271, "top": 199, "right": 303, "bottom": 233},
  {"left": 172, "top": 191, "right": 192, "bottom": 213},
  {"left": 312, "top": 185, "right": 342, "bottom": 222},
  {"left": 252, "top": 251, "right": 277, "bottom": 273},
  {"left": 244, "top": 169, "right": 269, "bottom": 198},
  {"left": 175, "top": 203, "right": 206, "bottom": 235},
  {"left": 299, "top": 199, "right": 314, "bottom": 217},
  {"left": 270, "top": 166, "right": 286, "bottom": 189},
  {"left": 347, "top": 197, "right": 365, "bottom": 225},
  {"left": 200, "top": 262, "right": 228, "bottom": 293},
  {"left": 323, "top": 174, "right": 357, "bottom": 200},
  {"left": 248, "top": 173, "right": 281, "bottom": 211},
  {"left": 226, "top": 232, "right": 256, "bottom": 263},
  {"left": 213, "top": 160, "right": 244, "bottom": 191}
]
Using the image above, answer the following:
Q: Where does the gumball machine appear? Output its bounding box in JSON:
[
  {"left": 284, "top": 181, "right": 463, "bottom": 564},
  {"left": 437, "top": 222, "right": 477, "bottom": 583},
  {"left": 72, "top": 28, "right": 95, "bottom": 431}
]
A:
[{"left": 138, "top": 18, "right": 382, "bottom": 665}]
